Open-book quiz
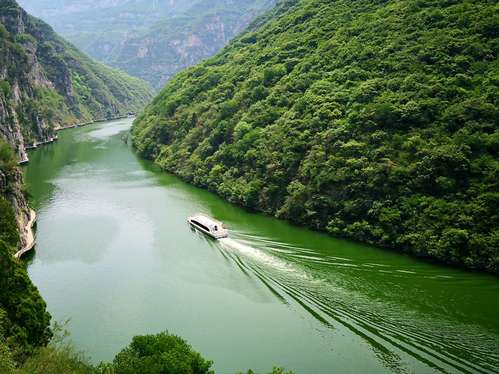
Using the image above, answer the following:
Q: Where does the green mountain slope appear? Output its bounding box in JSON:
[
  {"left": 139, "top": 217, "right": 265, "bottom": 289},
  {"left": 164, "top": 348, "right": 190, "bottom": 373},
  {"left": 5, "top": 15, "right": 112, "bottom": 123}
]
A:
[
  {"left": 133, "top": 0, "right": 499, "bottom": 272},
  {"left": 0, "top": 0, "right": 153, "bottom": 159}
]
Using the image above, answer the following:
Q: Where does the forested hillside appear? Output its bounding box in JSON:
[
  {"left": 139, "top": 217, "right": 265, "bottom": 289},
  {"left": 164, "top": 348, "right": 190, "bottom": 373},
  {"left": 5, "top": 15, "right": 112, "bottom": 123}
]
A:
[
  {"left": 0, "top": 0, "right": 153, "bottom": 159},
  {"left": 0, "top": 140, "right": 52, "bottom": 365},
  {"left": 133, "top": 0, "right": 499, "bottom": 272},
  {"left": 18, "top": 0, "right": 276, "bottom": 90}
]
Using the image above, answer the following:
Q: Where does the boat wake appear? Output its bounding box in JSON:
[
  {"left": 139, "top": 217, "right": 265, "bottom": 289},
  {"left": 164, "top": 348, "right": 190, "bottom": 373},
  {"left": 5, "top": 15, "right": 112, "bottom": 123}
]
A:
[
  {"left": 219, "top": 238, "right": 305, "bottom": 276},
  {"left": 216, "top": 233, "right": 499, "bottom": 374}
]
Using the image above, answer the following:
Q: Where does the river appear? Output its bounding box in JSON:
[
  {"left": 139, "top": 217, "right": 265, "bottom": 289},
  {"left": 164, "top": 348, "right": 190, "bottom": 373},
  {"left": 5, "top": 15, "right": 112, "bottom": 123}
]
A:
[{"left": 24, "top": 118, "right": 499, "bottom": 374}]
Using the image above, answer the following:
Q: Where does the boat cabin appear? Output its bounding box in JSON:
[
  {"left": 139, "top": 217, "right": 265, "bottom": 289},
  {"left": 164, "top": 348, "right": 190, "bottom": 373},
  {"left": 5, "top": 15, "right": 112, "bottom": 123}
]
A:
[{"left": 188, "top": 214, "right": 228, "bottom": 239}]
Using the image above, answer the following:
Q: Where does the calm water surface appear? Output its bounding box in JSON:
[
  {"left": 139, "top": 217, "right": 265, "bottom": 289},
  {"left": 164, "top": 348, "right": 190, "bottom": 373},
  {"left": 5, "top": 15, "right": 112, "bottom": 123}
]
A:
[{"left": 24, "top": 119, "right": 499, "bottom": 374}]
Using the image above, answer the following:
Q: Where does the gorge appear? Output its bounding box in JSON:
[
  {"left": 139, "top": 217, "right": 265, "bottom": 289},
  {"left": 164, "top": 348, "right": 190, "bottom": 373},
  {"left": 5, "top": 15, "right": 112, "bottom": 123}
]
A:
[
  {"left": 133, "top": 0, "right": 499, "bottom": 273},
  {"left": 0, "top": 0, "right": 498, "bottom": 373},
  {"left": 18, "top": 0, "right": 278, "bottom": 90}
]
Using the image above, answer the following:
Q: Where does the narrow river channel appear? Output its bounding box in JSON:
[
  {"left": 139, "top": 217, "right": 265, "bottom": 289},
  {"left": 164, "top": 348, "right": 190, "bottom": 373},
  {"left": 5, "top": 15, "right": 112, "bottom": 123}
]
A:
[{"left": 24, "top": 118, "right": 499, "bottom": 374}]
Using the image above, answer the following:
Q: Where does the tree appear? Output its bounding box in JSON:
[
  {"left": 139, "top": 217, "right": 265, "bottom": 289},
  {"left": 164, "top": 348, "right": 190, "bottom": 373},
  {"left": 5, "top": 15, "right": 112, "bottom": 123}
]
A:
[
  {"left": 108, "top": 331, "right": 214, "bottom": 374},
  {"left": 0, "top": 140, "right": 17, "bottom": 173}
]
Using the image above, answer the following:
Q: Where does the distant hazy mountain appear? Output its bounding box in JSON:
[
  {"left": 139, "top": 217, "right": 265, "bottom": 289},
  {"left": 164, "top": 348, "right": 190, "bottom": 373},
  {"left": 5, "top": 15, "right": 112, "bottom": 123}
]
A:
[
  {"left": 18, "top": 0, "right": 275, "bottom": 89},
  {"left": 0, "top": 0, "right": 153, "bottom": 161}
]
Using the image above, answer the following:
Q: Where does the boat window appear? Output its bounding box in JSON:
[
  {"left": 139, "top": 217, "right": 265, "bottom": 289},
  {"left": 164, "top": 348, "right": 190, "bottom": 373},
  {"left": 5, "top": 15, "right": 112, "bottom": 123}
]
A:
[{"left": 191, "top": 220, "right": 210, "bottom": 232}]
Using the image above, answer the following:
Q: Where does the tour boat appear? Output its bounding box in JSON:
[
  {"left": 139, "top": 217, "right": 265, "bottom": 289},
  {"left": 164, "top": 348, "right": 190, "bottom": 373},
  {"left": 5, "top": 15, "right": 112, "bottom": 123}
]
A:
[{"left": 188, "top": 214, "right": 228, "bottom": 239}]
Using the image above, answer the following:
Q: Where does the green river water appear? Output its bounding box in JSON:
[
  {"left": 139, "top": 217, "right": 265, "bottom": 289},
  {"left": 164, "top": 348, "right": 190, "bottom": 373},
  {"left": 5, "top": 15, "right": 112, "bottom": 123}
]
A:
[{"left": 24, "top": 118, "right": 499, "bottom": 374}]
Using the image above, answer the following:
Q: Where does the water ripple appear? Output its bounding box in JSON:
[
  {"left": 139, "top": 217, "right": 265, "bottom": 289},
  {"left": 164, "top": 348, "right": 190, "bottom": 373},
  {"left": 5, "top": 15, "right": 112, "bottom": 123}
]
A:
[{"left": 217, "top": 235, "right": 499, "bottom": 374}]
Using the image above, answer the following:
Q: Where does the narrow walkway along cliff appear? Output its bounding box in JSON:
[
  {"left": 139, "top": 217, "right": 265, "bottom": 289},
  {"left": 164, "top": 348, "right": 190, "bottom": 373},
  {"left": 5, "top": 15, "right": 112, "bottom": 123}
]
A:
[{"left": 15, "top": 208, "right": 36, "bottom": 259}]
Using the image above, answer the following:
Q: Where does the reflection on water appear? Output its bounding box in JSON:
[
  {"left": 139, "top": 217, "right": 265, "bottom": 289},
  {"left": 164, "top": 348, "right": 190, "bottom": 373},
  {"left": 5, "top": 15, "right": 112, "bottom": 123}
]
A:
[{"left": 24, "top": 118, "right": 499, "bottom": 374}]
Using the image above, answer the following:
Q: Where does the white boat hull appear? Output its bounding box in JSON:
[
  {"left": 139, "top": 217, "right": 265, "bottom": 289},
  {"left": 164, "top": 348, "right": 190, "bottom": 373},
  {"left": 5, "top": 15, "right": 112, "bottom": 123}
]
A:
[{"left": 188, "top": 217, "right": 228, "bottom": 239}]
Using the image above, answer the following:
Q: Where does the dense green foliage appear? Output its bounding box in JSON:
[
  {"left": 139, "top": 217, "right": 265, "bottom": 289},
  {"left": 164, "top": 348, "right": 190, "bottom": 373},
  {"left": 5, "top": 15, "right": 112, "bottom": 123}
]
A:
[
  {"left": 98, "top": 331, "right": 292, "bottom": 374},
  {"left": 0, "top": 322, "right": 96, "bottom": 374},
  {"left": 19, "top": 0, "right": 276, "bottom": 90},
  {"left": 0, "top": 328, "right": 203, "bottom": 374},
  {"left": 104, "top": 331, "right": 214, "bottom": 374},
  {"left": 0, "top": 328, "right": 291, "bottom": 374},
  {"left": 0, "top": 208, "right": 51, "bottom": 361},
  {"left": 133, "top": 0, "right": 499, "bottom": 272},
  {"left": 0, "top": 138, "right": 17, "bottom": 172},
  {"left": 19, "top": 346, "right": 96, "bottom": 374},
  {"left": 0, "top": 198, "right": 18, "bottom": 248},
  {"left": 0, "top": 0, "right": 153, "bottom": 144},
  {"left": 14, "top": 323, "right": 96, "bottom": 374}
]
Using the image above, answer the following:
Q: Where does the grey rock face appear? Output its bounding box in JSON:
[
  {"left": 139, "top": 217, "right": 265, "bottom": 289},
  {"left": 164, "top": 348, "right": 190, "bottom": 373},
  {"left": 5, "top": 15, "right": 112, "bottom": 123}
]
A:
[{"left": 18, "top": 0, "right": 276, "bottom": 90}]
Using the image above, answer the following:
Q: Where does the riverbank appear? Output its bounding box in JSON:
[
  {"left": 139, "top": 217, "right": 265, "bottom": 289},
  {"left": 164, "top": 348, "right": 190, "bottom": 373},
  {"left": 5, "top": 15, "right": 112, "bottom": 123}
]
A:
[
  {"left": 54, "top": 114, "right": 134, "bottom": 132},
  {"left": 19, "top": 115, "right": 135, "bottom": 165},
  {"left": 16, "top": 116, "right": 136, "bottom": 257},
  {"left": 15, "top": 208, "right": 36, "bottom": 259}
]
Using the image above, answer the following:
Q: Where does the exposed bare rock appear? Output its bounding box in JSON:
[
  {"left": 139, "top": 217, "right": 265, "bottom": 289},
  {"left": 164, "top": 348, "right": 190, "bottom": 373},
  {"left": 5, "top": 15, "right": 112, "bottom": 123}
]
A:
[{"left": 18, "top": 0, "right": 276, "bottom": 90}]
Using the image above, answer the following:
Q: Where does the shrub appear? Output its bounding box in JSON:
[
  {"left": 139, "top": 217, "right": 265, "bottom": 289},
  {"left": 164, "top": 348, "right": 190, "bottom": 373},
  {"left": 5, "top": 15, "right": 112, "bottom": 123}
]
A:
[
  {"left": 108, "top": 331, "right": 214, "bottom": 374},
  {"left": 0, "top": 139, "right": 17, "bottom": 172}
]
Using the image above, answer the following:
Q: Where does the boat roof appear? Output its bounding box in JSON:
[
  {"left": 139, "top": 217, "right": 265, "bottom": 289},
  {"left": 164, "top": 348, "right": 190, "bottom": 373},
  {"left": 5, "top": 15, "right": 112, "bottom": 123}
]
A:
[{"left": 190, "top": 214, "right": 224, "bottom": 229}]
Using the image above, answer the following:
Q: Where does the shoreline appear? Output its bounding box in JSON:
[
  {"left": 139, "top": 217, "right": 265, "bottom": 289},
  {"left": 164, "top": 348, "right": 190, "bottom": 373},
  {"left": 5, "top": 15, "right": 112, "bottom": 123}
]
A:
[
  {"left": 19, "top": 114, "right": 135, "bottom": 165},
  {"left": 53, "top": 114, "right": 133, "bottom": 132},
  {"left": 15, "top": 209, "right": 37, "bottom": 259},
  {"left": 15, "top": 115, "right": 134, "bottom": 258}
]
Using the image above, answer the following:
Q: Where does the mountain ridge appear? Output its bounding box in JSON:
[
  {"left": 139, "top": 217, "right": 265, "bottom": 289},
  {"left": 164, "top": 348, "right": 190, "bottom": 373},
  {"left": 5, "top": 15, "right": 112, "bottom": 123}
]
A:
[{"left": 18, "top": 0, "right": 276, "bottom": 89}]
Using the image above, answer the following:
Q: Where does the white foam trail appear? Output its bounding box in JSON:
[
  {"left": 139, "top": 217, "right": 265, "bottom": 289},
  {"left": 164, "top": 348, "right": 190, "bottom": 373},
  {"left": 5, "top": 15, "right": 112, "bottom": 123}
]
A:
[{"left": 219, "top": 238, "right": 301, "bottom": 275}]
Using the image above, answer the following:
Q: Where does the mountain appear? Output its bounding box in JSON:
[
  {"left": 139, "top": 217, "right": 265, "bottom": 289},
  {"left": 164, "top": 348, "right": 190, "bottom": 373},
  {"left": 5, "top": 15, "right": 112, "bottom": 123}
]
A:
[
  {"left": 17, "top": 0, "right": 191, "bottom": 61},
  {"left": 18, "top": 0, "right": 276, "bottom": 90},
  {"left": 104, "top": 0, "right": 277, "bottom": 90},
  {"left": 0, "top": 0, "right": 153, "bottom": 162},
  {"left": 132, "top": 0, "right": 499, "bottom": 272}
]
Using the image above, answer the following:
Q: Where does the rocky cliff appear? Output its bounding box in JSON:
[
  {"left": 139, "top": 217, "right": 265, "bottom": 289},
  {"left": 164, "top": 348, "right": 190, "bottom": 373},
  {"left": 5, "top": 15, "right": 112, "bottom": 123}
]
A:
[
  {"left": 0, "top": 139, "right": 51, "bottom": 361},
  {"left": 0, "top": 167, "right": 30, "bottom": 250},
  {"left": 0, "top": 0, "right": 153, "bottom": 160},
  {"left": 112, "top": 4, "right": 275, "bottom": 90},
  {"left": 18, "top": 0, "right": 276, "bottom": 90}
]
